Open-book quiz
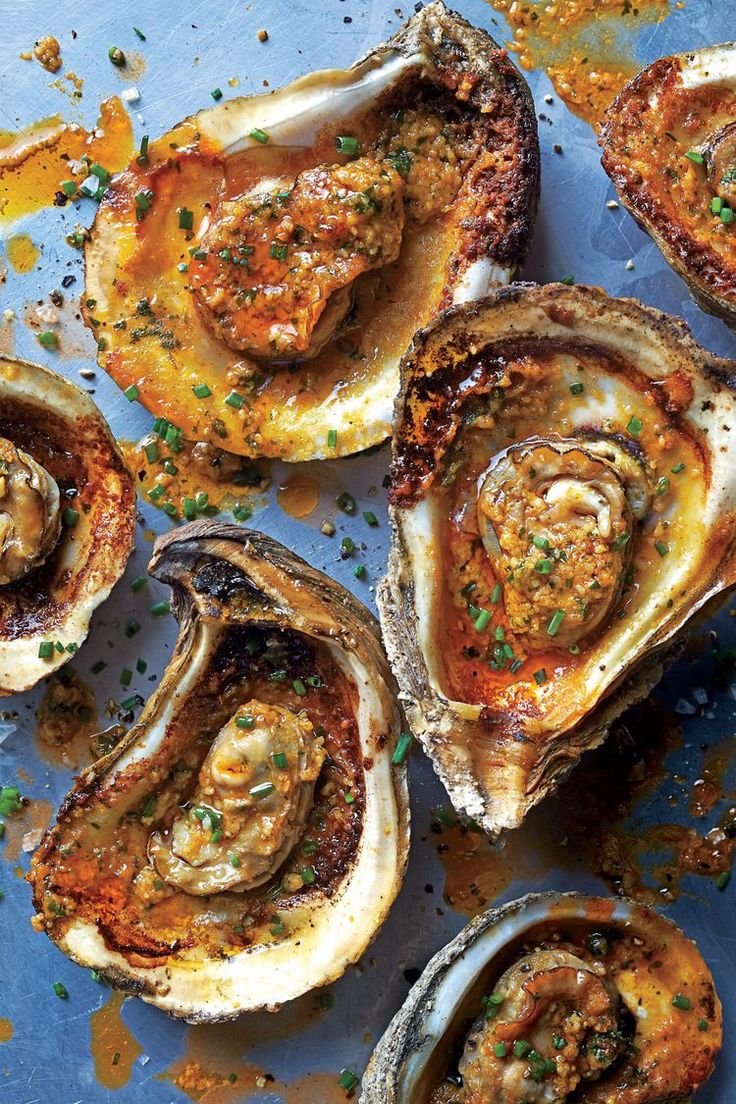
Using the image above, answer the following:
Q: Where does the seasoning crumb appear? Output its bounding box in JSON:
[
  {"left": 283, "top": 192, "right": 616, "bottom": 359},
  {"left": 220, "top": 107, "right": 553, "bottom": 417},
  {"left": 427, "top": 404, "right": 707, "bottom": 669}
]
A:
[
  {"left": 3, "top": 309, "right": 15, "bottom": 323},
  {"left": 257, "top": 28, "right": 269, "bottom": 42},
  {"left": 544, "top": 94, "right": 553, "bottom": 104},
  {"left": 625, "top": 258, "right": 635, "bottom": 271},
  {"left": 606, "top": 199, "right": 619, "bottom": 209},
  {"left": 33, "top": 35, "right": 62, "bottom": 73},
  {"left": 320, "top": 520, "right": 336, "bottom": 537},
  {"left": 553, "top": 143, "right": 563, "bottom": 155},
  {"left": 79, "top": 368, "right": 96, "bottom": 380},
  {"left": 19, "top": 51, "right": 32, "bottom": 61}
]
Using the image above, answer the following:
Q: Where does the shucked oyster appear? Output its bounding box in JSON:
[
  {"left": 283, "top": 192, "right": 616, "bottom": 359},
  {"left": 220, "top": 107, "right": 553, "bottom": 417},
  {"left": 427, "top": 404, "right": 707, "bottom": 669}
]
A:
[
  {"left": 601, "top": 43, "right": 736, "bottom": 325},
  {"left": 361, "top": 893, "right": 722, "bottom": 1103},
  {"left": 30, "top": 522, "right": 409, "bottom": 1021},
  {"left": 84, "top": 1, "right": 538, "bottom": 461},
  {"left": 0, "top": 355, "right": 135, "bottom": 693},
  {"left": 379, "top": 283, "right": 736, "bottom": 835}
]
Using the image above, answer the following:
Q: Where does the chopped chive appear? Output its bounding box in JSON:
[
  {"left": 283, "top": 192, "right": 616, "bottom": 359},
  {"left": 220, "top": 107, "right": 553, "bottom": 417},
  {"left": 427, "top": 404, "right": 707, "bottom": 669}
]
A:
[
  {"left": 716, "top": 871, "right": 730, "bottom": 890},
  {"left": 143, "top": 441, "right": 159, "bottom": 463},
  {"left": 61, "top": 180, "right": 77, "bottom": 196},
  {"left": 569, "top": 382, "right": 584, "bottom": 395},
  {"left": 301, "top": 866, "right": 316, "bottom": 885},
  {"left": 611, "top": 532, "right": 630, "bottom": 551},
  {"left": 236, "top": 714, "right": 255, "bottom": 729},
  {"left": 672, "top": 993, "right": 691, "bottom": 1011},
  {"left": 491, "top": 583, "right": 501, "bottom": 604},
  {"left": 125, "top": 620, "right": 140, "bottom": 637},
  {"left": 108, "top": 46, "right": 126, "bottom": 67},
  {"left": 162, "top": 501, "right": 178, "bottom": 517},
  {"left": 90, "top": 661, "right": 107, "bottom": 674},
  {"left": 182, "top": 497, "right": 196, "bottom": 520},
  {"left": 148, "top": 484, "right": 166, "bottom": 502},
  {"left": 90, "top": 162, "right": 110, "bottom": 185},
  {"left": 62, "top": 507, "right": 80, "bottom": 527},
  {"left": 133, "top": 26, "right": 146, "bottom": 40},
  {"left": 225, "top": 391, "right": 245, "bottom": 409},
  {"left": 474, "top": 609, "right": 491, "bottom": 631},
  {"left": 120, "top": 695, "right": 139, "bottom": 711},
  {"left": 698, "top": 1018, "right": 709, "bottom": 1031},
  {"left": 211, "top": 87, "right": 223, "bottom": 101},
  {"left": 134, "top": 188, "right": 153, "bottom": 211},
  {"left": 513, "top": 1039, "right": 532, "bottom": 1058},
  {"left": 363, "top": 510, "right": 379, "bottom": 527},
  {"left": 149, "top": 600, "right": 170, "bottom": 617},
  {"left": 306, "top": 675, "right": 322, "bottom": 687},
  {"left": 547, "top": 610, "right": 565, "bottom": 637},
  {"left": 136, "top": 658, "right": 147, "bottom": 675},
  {"left": 335, "top": 135, "right": 359, "bottom": 157},
  {"left": 229, "top": 853, "right": 241, "bottom": 868},
  {"left": 336, "top": 492, "right": 356, "bottom": 515},
  {"left": 626, "top": 415, "right": 642, "bottom": 436},
  {"left": 509, "top": 658, "right": 523, "bottom": 674},
  {"left": 711, "top": 196, "right": 724, "bottom": 215},
  {"left": 250, "top": 782, "right": 275, "bottom": 799},
  {"left": 671, "top": 462, "right": 685, "bottom": 474},
  {"left": 391, "top": 732, "right": 413, "bottom": 765},
  {"left": 194, "top": 492, "right": 209, "bottom": 510},
  {"left": 559, "top": 274, "right": 575, "bottom": 285},
  {"left": 52, "top": 981, "right": 69, "bottom": 999},
  {"left": 353, "top": 563, "right": 366, "bottom": 578},
  {"left": 341, "top": 537, "right": 356, "bottom": 555},
  {"left": 192, "top": 382, "right": 211, "bottom": 398},
  {"left": 535, "top": 558, "right": 553, "bottom": 574},
  {"left": 460, "top": 581, "right": 477, "bottom": 597},
  {"left": 531, "top": 535, "right": 549, "bottom": 551},
  {"left": 293, "top": 678, "right": 307, "bottom": 697},
  {"left": 272, "top": 751, "right": 288, "bottom": 769},
  {"left": 249, "top": 127, "right": 270, "bottom": 144},
  {"left": 338, "top": 1069, "right": 360, "bottom": 1092},
  {"left": 137, "top": 134, "right": 149, "bottom": 165},
  {"left": 120, "top": 668, "right": 132, "bottom": 687},
  {"left": 685, "top": 150, "right": 704, "bottom": 164},
  {"left": 270, "top": 670, "right": 287, "bottom": 682},
  {"left": 655, "top": 476, "right": 670, "bottom": 496},
  {"left": 493, "top": 1042, "right": 507, "bottom": 1058},
  {"left": 178, "top": 207, "right": 194, "bottom": 230},
  {"left": 123, "top": 384, "right": 139, "bottom": 402},
  {"left": 38, "top": 641, "right": 54, "bottom": 659},
  {"left": 38, "top": 331, "right": 58, "bottom": 349},
  {"left": 654, "top": 540, "right": 670, "bottom": 557},
  {"left": 327, "top": 429, "right": 338, "bottom": 449},
  {"left": 721, "top": 206, "right": 735, "bottom": 225},
  {"left": 344, "top": 791, "right": 355, "bottom": 804},
  {"left": 494, "top": 625, "right": 505, "bottom": 642},
  {"left": 269, "top": 241, "right": 288, "bottom": 262}
]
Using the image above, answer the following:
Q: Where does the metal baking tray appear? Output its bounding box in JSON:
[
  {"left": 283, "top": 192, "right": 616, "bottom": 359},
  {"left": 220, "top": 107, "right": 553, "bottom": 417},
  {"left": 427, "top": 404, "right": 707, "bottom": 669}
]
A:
[{"left": 0, "top": 1, "right": 732, "bottom": 1101}]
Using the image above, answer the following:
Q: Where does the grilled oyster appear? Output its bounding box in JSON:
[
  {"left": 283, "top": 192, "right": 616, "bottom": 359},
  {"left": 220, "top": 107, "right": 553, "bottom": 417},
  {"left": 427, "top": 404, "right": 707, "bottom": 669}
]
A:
[
  {"left": 0, "top": 355, "right": 135, "bottom": 693},
  {"left": 362, "top": 892, "right": 722, "bottom": 1103},
  {"left": 30, "top": 522, "right": 409, "bottom": 1021},
  {"left": 83, "top": 1, "right": 538, "bottom": 461},
  {"left": 379, "top": 283, "right": 736, "bottom": 835},
  {"left": 601, "top": 43, "right": 736, "bottom": 325}
]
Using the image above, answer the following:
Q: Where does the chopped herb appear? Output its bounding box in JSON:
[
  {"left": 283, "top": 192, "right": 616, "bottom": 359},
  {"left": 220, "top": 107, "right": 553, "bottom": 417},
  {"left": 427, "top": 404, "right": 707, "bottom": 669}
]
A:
[
  {"left": 363, "top": 510, "right": 379, "bottom": 527},
  {"left": 547, "top": 609, "right": 565, "bottom": 637},
  {"left": 237, "top": 714, "right": 255, "bottom": 729},
  {"left": 38, "top": 641, "right": 54, "bottom": 659},
  {"left": 149, "top": 600, "right": 170, "bottom": 617},
  {"left": 335, "top": 135, "right": 359, "bottom": 157},
  {"left": 270, "top": 670, "right": 287, "bottom": 682},
  {"left": 293, "top": 678, "right": 307, "bottom": 697},
  {"left": 133, "top": 26, "right": 146, "bottom": 40},
  {"left": 123, "top": 383, "right": 139, "bottom": 402},
  {"left": 178, "top": 207, "right": 194, "bottom": 230},
  {"left": 493, "top": 1042, "right": 507, "bottom": 1058},
  {"left": 533, "top": 667, "right": 548, "bottom": 685},
  {"left": 229, "top": 853, "right": 241, "bottom": 868},
  {"left": 552, "top": 1034, "right": 567, "bottom": 1050},
  {"left": 249, "top": 127, "right": 270, "bottom": 144},
  {"left": 626, "top": 415, "right": 642, "bottom": 436},
  {"left": 531, "top": 535, "right": 550, "bottom": 551},
  {"left": 655, "top": 476, "right": 670, "bottom": 496},
  {"left": 560, "top": 274, "right": 575, "bottom": 285},
  {"left": 353, "top": 563, "right": 366, "bottom": 578},
  {"left": 570, "top": 382, "right": 584, "bottom": 395},
  {"left": 53, "top": 981, "right": 69, "bottom": 999},
  {"left": 272, "top": 751, "right": 288, "bottom": 769},
  {"left": 38, "top": 330, "right": 58, "bottom": 349},
  {"left": 192, "top": 382, "right": 212, "bottom": 398},
  {"left": 269, "top": 241, "right": 288, "bottom": 262},
  {"left": 611, "top": 532, "right": 630, "bottom": 551},
  {"left": 211, "top": 88, "right": 223, "bottom": 101},
  {"left": 225, "top": 390, "right": 245, "bottom": 409},
  {"left": 62, "top": 506, "right": 80, "bottom": 527},
  {"left": 474, "top": 609, "right": 491, "bottom": 631},
  {"left": 698, "top": 1018, "right": 709, "bottom": 1031},
  {"left": 716, "top": 871, "right": 730, "bottom": 890},
  {"left": 250, "top": 782, "right": 275, "bottom": 799},
  {"left": 391, "top": 732, "right": 413, "bottom": 765},
  {"left": 685, "top": 150, "right": 704, "bottom": 164},
  {"left": 137, "top": 134, "right": 149, "bottom": 165},
  {"left": 654, "top": 540, "right": 670, "bottom": 557},
  {"left": 108, "top": 46, "right": 126, "bottom": 67},
  {"left": 671, "top": 462, "right": 686, "bottom": 474},
  {"left": 337, "top": 1069, "right": 360, "bottom": 1092},
  {"left": 301, "top": 866, "right": 316, "bottom": 885},
  {"left": 711, "top": 196, "right": 724, "bottom": 215},
  {"left": 491, "top": 583, "right": 502, "bottom": 604},
  {"left": 513, "top": 1039, "right": 532, "bottom": 1058},
  {"left": 386, "top": 145, "right": 413, "bottom": 177},
  {"left": 327, "top": 428, "right": 338, "bottom": 449},
  {"left": 672, "top": 993, "right": 691, "bottom": 1011},
  {"left": 535, "top": 558, "right": 553, "bottom": 574},
  {"left": 120, "top": 695, "right": 139, "bottom": 711},
  {"left": 722, "top": 206, "right": 735, "bottom": 225},
  {"left": 336, "top": 492, "right": 356, "bottom": 515}
]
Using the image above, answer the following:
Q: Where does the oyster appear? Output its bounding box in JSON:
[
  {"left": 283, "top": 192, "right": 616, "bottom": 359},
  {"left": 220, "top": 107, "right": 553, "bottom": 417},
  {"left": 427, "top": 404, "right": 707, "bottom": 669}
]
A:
[
  {"left": 361, "top": 892, "right": 722, "bottom": 1103},
  {"left": 378, "top": 283, "right": 736, "bottom": 835},
  {"left": 601, "top": 43, "right": 736, "bottom": 325},
  {"left": 0, "top": 355, "right": 135, "bottom": 693},
  {"left": 30, "top": 522, "right": 409, "bottom": 1021},
  {"left": 83, "top": 1, "right": 538, "bottom": 461}
]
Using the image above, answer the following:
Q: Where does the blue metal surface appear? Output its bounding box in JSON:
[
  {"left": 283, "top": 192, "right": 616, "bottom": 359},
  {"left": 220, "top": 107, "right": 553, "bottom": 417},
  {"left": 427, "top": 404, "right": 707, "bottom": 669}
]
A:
[{"left": 0, "top": 2, "right": 733, "bottom": 1102}]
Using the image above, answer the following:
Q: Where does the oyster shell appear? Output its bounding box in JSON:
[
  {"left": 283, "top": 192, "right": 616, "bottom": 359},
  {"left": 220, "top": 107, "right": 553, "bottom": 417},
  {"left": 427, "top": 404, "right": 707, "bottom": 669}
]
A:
[
  {"left": 600, "top": 43, "right": 736, "bottom": 325},
  {"left": 378, "top": 283, "right": 736, "bottom": 835},
  {"left": 0, "top": 355, "right": 135, "bottom": 693},
  {"left": 30, "top": 522, "right": 409, "bottom": 1021},
  {"left": 361, "top": 892, "right": 722, "bottom": 1103},
  {"left": 83, "top": 0, "right": 538, "bottom": 461}
]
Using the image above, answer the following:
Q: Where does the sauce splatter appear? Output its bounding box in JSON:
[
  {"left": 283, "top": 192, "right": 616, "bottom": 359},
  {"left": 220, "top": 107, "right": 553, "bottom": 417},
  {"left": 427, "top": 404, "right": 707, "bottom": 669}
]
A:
[
  {"left": 0, "top": 97, "right": 133, "bottom": 226},
  {"left": 121, "top": 437, "right": 269, "bottom": 524},
  {"left": 0, "top": 1018, "right": 13, "bottom": 1042},
  {"left": 90, "top": 991, "right": 144, "bottom": 1091},
  {"left": 5, "top": 234, "right": 39, "bottom": 274},
  {"left": 277, "top": 472, "right": 321, "bottom": 519},
  {"left": 35, "top": 668, "right": 99, "bottom": 769},
  {"left": 489, "top": 0, "right": 676, "bottom": 125},
  {"left": 160, "top": 998, "right": 350, "bottom": 1103}
]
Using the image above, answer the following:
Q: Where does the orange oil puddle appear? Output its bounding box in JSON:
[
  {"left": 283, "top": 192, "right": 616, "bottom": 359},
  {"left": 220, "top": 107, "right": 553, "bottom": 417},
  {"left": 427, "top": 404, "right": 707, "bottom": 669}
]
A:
[
  {"left": 1, "top": 797, "right": 54, "bottom": 863},
  {"left": 0, "top": 96, "right": 133, "bottom": 226},
  {"left": 159, "top": 993, "right": 353, "bottom": 1102},
  {"left": 90, "top": 991, "right": 145, "bottom": 1091},
  {"left": 35, "top": 668, "right": 99, "bottom": 770},
  {"left": 277, "top": 473, "right": 321, "bottom": 519},
  {"left": 5, "top": 234, "right": 39, "bottom": 273},
  {"left": 0, "top": 1018, "right": 13, "bottom": 1042},
  {"left": 489, "top": 0, "right": 677, "bottom": 125},
  {"left": 121, "top": 437, "right": 269, "bottom": 523}
]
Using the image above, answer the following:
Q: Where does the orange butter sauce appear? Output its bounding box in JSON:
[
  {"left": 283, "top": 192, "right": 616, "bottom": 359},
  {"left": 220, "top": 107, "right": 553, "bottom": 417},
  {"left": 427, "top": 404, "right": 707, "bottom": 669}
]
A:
[{"left": 90, "top": 991, "right": 144, "bottom": 1091}]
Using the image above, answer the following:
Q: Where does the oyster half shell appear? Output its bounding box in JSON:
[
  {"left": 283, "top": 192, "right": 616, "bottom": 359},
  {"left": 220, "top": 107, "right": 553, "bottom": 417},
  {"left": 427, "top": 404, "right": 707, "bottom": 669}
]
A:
[
  {"left": 379, "top": 283, "right": 736, "bottom": 835},
  {"left": 601, "top": 43, "right": 736, "bottom": 326},
  {"left": 30, "top": 522, "right": 409, "bottom": 1021},
  {"left": 0, "top": 355, "right": 135, "bottom": 693},
  {"left": 361, "top": 892, "right": 722, "bottom": 1103},
  {"left": 84, "top": 0, "right": 538, "bottom": 461}
]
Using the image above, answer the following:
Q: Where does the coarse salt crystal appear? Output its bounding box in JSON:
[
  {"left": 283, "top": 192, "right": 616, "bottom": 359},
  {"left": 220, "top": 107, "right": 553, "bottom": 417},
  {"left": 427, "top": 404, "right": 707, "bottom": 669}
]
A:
[
  {"left": 675, "top": 698, "right": 696, "bottom": 715},
  {"left": 122, "top": 86, "right": 141, "bottom": 104}
]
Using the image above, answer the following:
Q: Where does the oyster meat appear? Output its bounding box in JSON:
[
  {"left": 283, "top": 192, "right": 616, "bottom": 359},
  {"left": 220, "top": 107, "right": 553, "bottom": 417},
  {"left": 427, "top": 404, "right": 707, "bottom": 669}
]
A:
[
  {"left": 601, "top": 42, "right": 736, "bottom": 326},
  {"left": 379, "top": 283, "right": 736, "bottom": 835},
  {"left": 84, "top": 1, "right": 538, "bottom": 460},
  {"left": 0, "top": 355, "right": 135, "bottom": 693},
  {"left": 30, "top": 522, "right": 409, "bottom": 1021},
  {"left": 362, "top": 892, "right": 722, "bottom": 1103}
]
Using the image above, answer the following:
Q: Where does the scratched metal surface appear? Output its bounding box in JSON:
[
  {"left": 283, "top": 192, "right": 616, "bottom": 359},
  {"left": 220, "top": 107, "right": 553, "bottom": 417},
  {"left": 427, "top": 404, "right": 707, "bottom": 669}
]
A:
[{"left": 0, "top": 1, "right": 734, "bottom": 1102}]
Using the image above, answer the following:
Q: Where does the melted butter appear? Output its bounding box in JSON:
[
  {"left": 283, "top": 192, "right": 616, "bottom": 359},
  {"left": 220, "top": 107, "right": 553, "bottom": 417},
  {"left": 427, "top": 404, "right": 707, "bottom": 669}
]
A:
[
  {"left": 1, "top": 797, "right": 54, "bottom": 863},
  {"left": 0, "top": 1018, "right": 13, "bottom": 1043},
  {"left": 121, "top": 437, "right": 269, "bottom": 523},
  {"left": 488, "top": 0, "right": 676, "bottom": 125},
  {"left": 5, "top": 234, "right": 39, "bottom": 273},
  {"left": 0, "top": 97, "right": 133, "bottom": 226},
  {"left": 90, "top": 991, "right": 144, "bottom": 1091},
  {"left": 35, "top": 669, "right": 99, "bottom": 770},
  {"left": 277, "top": 473, "right": 321, "bottom": 519}
]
